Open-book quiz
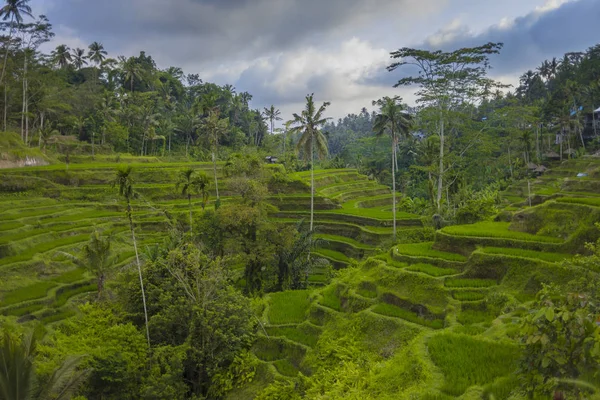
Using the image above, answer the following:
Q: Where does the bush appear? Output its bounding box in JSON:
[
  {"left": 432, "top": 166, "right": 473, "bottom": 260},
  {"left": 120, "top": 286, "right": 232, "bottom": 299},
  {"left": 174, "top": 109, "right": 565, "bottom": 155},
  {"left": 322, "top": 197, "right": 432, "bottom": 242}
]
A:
[{"left": 454, "top": 185, "right": 499, "bottom": 224}]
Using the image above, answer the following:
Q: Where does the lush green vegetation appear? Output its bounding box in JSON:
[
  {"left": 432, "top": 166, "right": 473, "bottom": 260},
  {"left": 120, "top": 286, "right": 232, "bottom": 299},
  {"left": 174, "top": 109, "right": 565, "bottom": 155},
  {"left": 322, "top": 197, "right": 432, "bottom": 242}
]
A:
[
  {"left": 2, "top": 1, "right": 600, "bottom": 398},
  {"left": 427, "top": 334, "right": 520, "bottom": 396}
]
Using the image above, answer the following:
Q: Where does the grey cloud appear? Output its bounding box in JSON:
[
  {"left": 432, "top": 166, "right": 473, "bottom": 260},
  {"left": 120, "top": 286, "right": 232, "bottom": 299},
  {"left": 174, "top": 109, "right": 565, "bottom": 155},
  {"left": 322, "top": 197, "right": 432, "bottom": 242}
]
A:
[
  {"left": 363, "top": 0, "right": 600, "bottom": 87},
  {"left": 46, "top": 0, "right": 410, "bottom": 65}
]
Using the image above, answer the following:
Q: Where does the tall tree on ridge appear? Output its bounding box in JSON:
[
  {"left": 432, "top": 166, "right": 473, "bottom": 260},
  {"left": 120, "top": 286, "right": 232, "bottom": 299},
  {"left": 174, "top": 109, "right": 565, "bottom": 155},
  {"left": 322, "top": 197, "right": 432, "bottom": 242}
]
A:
[
  {"left": 288, "top": 93, "right": 330, "bottom": 232},
  {"left": 202, "top": 111, "right": 229, "bottom": 207},
  {"left": 71, "top": 47, "right": 87, "bottom": 70},
  {"left": 387, "top": 42, "right": 504, "bottom": 212},
  {"left": 372, "top": 96, "right": 412, "bottom": 242},
  {"left": 113, "top": 165, "right": 150, "bottom": 346},
  {"left": 263, "top": 105, "right": 282, "bottom": 135},
  {"left": 0, "top": 0, "right": 33, "bottom": 86},
  {"left": 52, "top": 44, "right": 71, "bottom": 69},
  {"left": 176, "top": 168, "right": 210, "bottom": 233}
]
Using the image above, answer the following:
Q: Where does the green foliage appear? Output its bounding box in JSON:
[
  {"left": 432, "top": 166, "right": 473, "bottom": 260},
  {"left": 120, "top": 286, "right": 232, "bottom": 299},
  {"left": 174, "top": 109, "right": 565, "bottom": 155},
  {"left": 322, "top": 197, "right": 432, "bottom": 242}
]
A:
[
  {"left": 454, "top": 185, "right": 500, "bottom": 224},
  {"left": 268, "top": 290, "right": 312, "bottom": 325},
  {"left": 427, "top": 333, "right": 520, "bottom": 396},
  {"left": 406, "top": 263, "right": 457, "bottom": 277},
  {"left": 480, "top": 247, "right": 571, "bottom": 262},
  {"left": 372, "top": 303, "right": 444, "bottom": 329},
  {"left": 1, "top": 282, "right": 57, "bottom": 307},
  {"left": 445, "top": 278, "right": 496, "bottom": 288},
  {"left": 442, "top": 221, "right": 563, "bottom": 243},
  {"left": 394, "top": 242, "right": 467, "bottom": 261},
  {"left": 319, "top": 285, "right": 342, "bottom": 311},
  {"left": 519, "top": 283, "right": 600, "bottom": 398},
  {"left": 452, "top": 291, "right": 486, "bottom": 301}
]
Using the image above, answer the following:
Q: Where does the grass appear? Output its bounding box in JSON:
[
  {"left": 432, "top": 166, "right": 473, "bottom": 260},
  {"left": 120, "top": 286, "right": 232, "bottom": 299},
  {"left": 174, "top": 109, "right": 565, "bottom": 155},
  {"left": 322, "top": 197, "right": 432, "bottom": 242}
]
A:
[
  {"left": 1, "top": 281, "right": 57, "bottom": 307},
  {"left": 405, "top": 263, "right": 458, "bottom": 277},
  {"left": 268, "top": 290, "right": 312, "bottom": 325},
  {"left": 445, "top": 278, "right": 496, "bottom": 288},
  {"left": 480, "top": 247, "right": 571, "bottom": 263},
  {"left": 452, "top": 291, "right": 486, "bottom": 301},
  {"left": 319, "top": 286, "right": 342, "bottom": 311},
  {"left": 427, "top": 333, "right": 520, "bottom": 396},
  {"left": 371, "top": 303, "right": 444, "bottom": 329},
  {"left": 53, "top": 283, "right": 97, "bottom": 307},
  {"left": 272, "top": 359, "right": 299, "bottom": 377},
  {"left": 556, "top": 197, "right": 600, "bottom": 207},
  {"left": 2, "top": 303, "right": 45, "bottom": 317},
  {"left": 313, "top": 248, "right": 351, "bottom": 263},
  {"left": 52, "top": 268, "right": 87, "bottom": 284},
  {"left": 442, "top": 222, "right": 563, "bottom": 243},
  {"left": 394, "top": 242, "right": 467, "bottom": 262},
  {"left": 265, "top": 325, "right": 320, "bottom": 347},
  {"left": 0, "top": 233, "right": 92, "bottom": 267},
  {"left": 314, "top": 234, "right": 374, "bottom": 250}
]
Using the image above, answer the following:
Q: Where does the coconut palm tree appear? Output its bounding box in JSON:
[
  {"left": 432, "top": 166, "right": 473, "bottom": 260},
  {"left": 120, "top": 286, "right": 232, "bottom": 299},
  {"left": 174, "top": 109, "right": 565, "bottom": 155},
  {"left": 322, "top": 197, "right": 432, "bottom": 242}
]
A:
[
  {"left": 176, "top": 168, "right": 210, "bottom": 233},
  {"left": 87, "top": 41, "right": 107, "bottom": 66},
  {"left": 263, "top": 105, "right": 282, "bottom": 135},
  {"left": 52, "top": 44, "right": 72, "bottom": 69},
  {"left": 201, "top": 111, "right": 229, "bottom": 207},
  {"left": 0, "top": 330, "right": 86, "bottom": 400},
  {"left": 119, "top": 56, "right": 143, "bottom": 92},
  {"left": 113, "top": 166, "right": 150, "bottom": 346},
  {"left": 288, "top": 94, "right": 331, "bottom": 232},
  {"left": 0, "top": 0, "right": 33, "bottom": 85},
  {"left": 57, "top": 229, "right": 114, "bottom": 299},
  {"left": 71, "top": 48, "right": 88, "bottom": 70},
  {"left": 372, "top": 96, "right": 412, "bottom": 241}
]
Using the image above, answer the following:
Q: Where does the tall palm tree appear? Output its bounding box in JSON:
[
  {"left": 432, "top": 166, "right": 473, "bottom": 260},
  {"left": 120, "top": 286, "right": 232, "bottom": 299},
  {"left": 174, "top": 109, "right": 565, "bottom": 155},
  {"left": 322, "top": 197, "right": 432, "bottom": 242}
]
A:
[
  {"left": 57, "top": 229, "right": 114, "bottom": 299},
  {"left": 288, "top": 94, "right": 330, "bottom": 232},
  {"left": 263, "top": 105, "right": 282, "bottom": 135},
  {"left": 71, "top": 48, "right": 88, "bottom": 70},
  {"left": 176, "top": 168, "right": 210, "bottom": 233},
  {"left": 87, "top": 41, "right": 107, "bottom": 66},
  {"left": 0, "top": 330, "right": 86, "bottom": 400},
  {"left": 175, "top": 108, "right": 199, "bottom": 157},
  {"left": 0, "top": 0, "right": 33, "bottom": 85},
  {"left": 201, "top": 111, "right": 229, "bottom": 207},
  {"left": 119, "top": 56, "right": 143, "bottom": 92},
  {"left": 372, "top": 96, "right": 412, "bottom": 241},
  {"left": 113, "top": 166, "right": 150, "bottom": 346},
  {"left": 52, "top": 44, "right": 72, "bottom": 69}
]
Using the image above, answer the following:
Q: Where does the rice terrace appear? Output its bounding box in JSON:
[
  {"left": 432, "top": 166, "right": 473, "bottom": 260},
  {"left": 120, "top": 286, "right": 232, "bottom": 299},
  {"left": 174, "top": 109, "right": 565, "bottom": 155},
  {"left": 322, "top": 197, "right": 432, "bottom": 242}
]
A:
[{"left": 1, "top": 0, "right": 600, "bottom": 399}]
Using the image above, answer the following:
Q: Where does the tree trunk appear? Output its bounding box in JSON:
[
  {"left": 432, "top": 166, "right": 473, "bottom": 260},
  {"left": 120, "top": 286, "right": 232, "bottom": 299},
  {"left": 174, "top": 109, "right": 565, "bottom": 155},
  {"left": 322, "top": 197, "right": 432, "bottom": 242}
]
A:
[
  {"left": 38, "top": 112, "right": 44, "bottom": 149},
  {"left": 213, "top": 151, "right": 220, "bottom": 201},
  {"left": 3, "top": 83, "right": 7, "bottom": 132},
  {"left": 436, "top": 115, "right": 444, "bottom": 211},
  {"left": 391, "top": 132, "right": 397, "bottom": 242},
  {"left": 593, "top": 108, "right": 598, "bottom": 137},
  {"left": 310, "top": 131, "right": 314, "bottom": 232},
  {"left": 536, "top": 124, "right": 540, "bottom": 162},
  {"left": 97, "top": 273, "right": 105, "bottom": 300},
  {"left": 0, "top": 17, "right": 14, "bottom": 87},
  {"left": 127, "top": 203, "right": 150, "bottom": 347},
  {"left": 560, "top": 128, "right": 563, "bottom": 161},
  {"left": 508, "top": 146, "right": 513, "bottom": 178},
  {"left": 578, "top": 124, "right": 585, "bottom": 150},
  {"left": 92, "top": 131, "right": 95, "bottom": 158},
  {"left": 188, "top": 193, "right": 193, "bottom": 233}
]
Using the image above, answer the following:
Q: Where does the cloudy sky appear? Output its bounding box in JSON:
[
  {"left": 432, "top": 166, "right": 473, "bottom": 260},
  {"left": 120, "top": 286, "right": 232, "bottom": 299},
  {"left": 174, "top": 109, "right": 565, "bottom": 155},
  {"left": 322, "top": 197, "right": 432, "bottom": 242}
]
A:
[{"left": 30, "top": 0, "right": 600, "bottom": 121}]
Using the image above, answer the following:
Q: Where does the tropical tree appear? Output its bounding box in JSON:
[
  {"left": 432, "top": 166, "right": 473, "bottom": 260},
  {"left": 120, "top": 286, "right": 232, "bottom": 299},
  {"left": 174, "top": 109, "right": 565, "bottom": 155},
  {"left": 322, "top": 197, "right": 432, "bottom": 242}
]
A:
[
  {"left": 87, "top": 41, "right": 107, "bottom": 66},
  {"left": 0, "top": 330, "right": 86, "bottom": 400},
  {"left": 52, "top": 44, "right": 72, "bottom": 69},
  {"left": 119, "top": 56, "right": 143, "bottom": 92},
  {"left": 57, "top": 229, "right": 114, "bottom": 299},
  {"left": 0, "top": 0, "right": 33, "bottom": 85},
  {"left": 288, "top": 93, "right": 330, "bottom": 232},
  {"left": 372, "top": 96, "right": 412, "bottom": 241},
  {"left": 71, "top": 47, "right": 87, "bottom": 70},
  {"left": 112, "top": 165, "right": 150, "bottom": 346},
  {"left": 176, "top": 168, "right": 210, "bottom": 233},
  {"left": 263, "top": 105, "right": 282, "bottom": 135},
  {"left": 201, "top": 111, "right": 229, "bottom": 207}
]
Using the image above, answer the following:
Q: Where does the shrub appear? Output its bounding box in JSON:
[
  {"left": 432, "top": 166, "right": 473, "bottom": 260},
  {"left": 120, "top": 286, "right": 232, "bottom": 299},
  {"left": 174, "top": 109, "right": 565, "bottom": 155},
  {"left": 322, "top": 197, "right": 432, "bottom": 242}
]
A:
[{"left": 319, "top": 286, "right": 342, "bottom": 311}]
